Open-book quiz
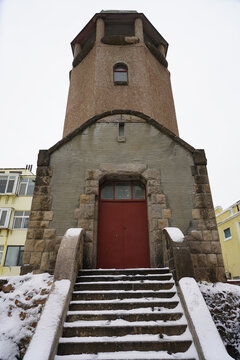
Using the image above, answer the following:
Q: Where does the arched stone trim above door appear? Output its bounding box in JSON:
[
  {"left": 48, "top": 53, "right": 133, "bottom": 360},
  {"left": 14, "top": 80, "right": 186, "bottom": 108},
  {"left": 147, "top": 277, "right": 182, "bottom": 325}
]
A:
[{"left": 74, "top": 163, "right": 172, "bottom": 268}]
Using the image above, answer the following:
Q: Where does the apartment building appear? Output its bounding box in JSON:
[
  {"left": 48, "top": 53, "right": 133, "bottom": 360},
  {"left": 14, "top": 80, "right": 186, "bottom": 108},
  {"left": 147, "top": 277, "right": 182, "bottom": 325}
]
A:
[{"left": 0, "top": 166, "right": 35, "bottom": 276}]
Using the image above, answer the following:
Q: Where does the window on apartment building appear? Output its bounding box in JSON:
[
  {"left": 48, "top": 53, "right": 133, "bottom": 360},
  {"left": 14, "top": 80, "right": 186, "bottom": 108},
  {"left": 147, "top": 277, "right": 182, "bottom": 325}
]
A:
[
  {"left": 224, "top": 227, "right": 232, "bottom": 240},
  {"left": 18, "top": 178, "right": 35, "bottom": 196},
  {"left": 0, "top": 246, "right": 4, "bottom": 265},
  {"left": 0, "top": 175, "right": 18, "bottom": 194},
  {"left": 113, "top": 63, "right": 128, "bottom": 84},
  {"left": 0, "top": 208, "right": 12, "bottom": 228},
  {"left": 12, "top": 211, "right": 30, "bottom": 229},
  {"left": 4, "top": 246, "right": 24, "bottom": 266}
]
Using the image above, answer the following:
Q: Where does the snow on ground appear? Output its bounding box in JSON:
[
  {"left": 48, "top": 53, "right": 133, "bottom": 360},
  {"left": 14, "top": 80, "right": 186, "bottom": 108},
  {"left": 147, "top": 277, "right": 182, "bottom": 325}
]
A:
[
  {"left": 199, "top": 281, "right": 240, "bottom": 360},
  {"left": 180, "top": 277, "right": 233, "bottom": 360},
  {"left": 24, "top": 279, "right": 71, "bottom": 360},
  {"left": 0, "top": 273, "right": 53, "bottom": 360},
  {"left": 1, "top": 272, "right": 240, "bottom": 360}
]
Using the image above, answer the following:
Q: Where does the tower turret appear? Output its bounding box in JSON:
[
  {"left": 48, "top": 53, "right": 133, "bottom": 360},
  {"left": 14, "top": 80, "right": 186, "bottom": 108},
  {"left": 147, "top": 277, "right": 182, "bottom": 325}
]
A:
[{"left": 63, "top": 11, "right": 179, "bottom": 137}]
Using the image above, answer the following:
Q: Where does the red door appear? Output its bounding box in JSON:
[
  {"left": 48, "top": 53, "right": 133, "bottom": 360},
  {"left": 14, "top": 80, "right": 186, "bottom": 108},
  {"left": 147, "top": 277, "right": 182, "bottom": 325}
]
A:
[{"left": 97, "top": 181, "right": 150, "bottom": 268}]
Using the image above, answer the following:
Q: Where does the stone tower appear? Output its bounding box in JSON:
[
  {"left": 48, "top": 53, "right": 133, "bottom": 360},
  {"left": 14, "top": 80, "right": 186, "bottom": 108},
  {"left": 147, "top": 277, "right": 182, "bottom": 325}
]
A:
[
  {"left": 21, "top": 11, "right": 225, "bottom": 282},
  {"left": 63, "top": 11, "right": 178, "bottom": 137}
]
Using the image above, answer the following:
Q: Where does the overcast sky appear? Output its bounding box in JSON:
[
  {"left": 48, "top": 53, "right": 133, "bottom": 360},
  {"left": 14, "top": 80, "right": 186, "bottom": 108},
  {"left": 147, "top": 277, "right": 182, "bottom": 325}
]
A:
[{"left": 0, "top": 0, "right": 239, "bottom": 209}]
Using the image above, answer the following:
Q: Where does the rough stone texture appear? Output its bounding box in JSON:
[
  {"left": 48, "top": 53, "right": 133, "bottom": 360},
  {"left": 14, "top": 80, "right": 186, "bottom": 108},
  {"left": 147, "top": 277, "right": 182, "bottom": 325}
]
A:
[
  {"left": 158, "top": 219, "right": 169, "bottom": 229},
  {"left": 200, "top": 282, "right": 240, "bottom": 359},
  {"left": 21, "top": 161, "right": 57, "bottom": 275},
  {"left": 28, "top": 220, "right": 50, "bottom": 229},
  {"left": 37, "top": 150, "right": 50, "bottom": 166},
  {"left": 34, "top": 240, "right": 45, "bottom": 252},
  {"left": 71, "top": 163, "right": 169, "bottom": 268},
  {"left": 162, "top": 230, "right": 195, "bottom": 282},
  {"left": 30, "top": 252, "right": 42, "bottom": 265},
  {"left": 190, "top": 159, "right": 225, "bottom": 282}
]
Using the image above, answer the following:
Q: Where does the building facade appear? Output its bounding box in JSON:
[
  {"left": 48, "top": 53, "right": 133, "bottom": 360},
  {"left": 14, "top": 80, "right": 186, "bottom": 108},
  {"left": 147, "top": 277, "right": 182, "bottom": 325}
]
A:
[
  {"left": 215, "top": 201, "right": 240, "bottom": 279},
  {"left": 21, "top": 11, "right": 225, "bottom": 282},
  {"left": 0, "top": 167, "right": 35, "bottom": 276}
]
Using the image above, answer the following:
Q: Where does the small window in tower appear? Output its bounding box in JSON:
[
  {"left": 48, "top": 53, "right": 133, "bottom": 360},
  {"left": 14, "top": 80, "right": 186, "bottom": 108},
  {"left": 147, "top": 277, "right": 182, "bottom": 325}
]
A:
[
  {"left": 119, "top": 123, "right": 124, "bottom": 136},
  {"left": 113, "top": 63, "right": 128, "bottom": 85},
  {"left": 118, "top": 123, "right": 126, "bottom": 142}
]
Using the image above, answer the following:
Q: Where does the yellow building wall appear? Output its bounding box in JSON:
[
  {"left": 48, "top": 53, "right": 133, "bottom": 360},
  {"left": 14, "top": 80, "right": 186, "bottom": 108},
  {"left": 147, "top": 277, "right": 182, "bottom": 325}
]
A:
[
  {"left": 215, "top": 203, "right": 240, "bottom": 279},
  {"left": 0, "top": 169, "right": 34, "bottom": 276}
]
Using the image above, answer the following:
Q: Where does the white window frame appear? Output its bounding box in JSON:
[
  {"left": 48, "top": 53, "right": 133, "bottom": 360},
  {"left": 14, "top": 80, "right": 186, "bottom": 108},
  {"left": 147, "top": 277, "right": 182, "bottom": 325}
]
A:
[
  {"left": 4, "top": 245, "right": 24, "bottom": 267},
  {"left": 223, "top": 227, "right": 232, "bottom": 241},
  {"left": 0, "top": 208, "right": 12, "bottom": 228},
  {"left": 0, "top": 245, "right": 4, "bottom": 265},
  {"left": 18, "top": 177, "right": 35, "bottom": 196},
  {"left": 113, "top": 63, "right": 128, "bottom": 84},
  {"left": 12, "top": 211, "right": 30, "bottom": 229},
  {"left": 0, "top": 174, "right": 19, "bottom": 195}
]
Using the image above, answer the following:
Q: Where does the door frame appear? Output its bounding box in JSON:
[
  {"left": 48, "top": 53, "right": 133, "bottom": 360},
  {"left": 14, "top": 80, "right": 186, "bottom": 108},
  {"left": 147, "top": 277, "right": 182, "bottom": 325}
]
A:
[
  {"left": 97, "top": 180, "right": 150, "bottom": 268},
  {"left": 75, "top": 164, "right": 172, "bottom": 269}
]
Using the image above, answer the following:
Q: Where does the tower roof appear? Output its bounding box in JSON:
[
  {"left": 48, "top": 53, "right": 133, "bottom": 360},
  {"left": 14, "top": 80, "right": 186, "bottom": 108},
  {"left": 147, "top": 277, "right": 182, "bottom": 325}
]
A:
[{"left": 71, "top": 11, "right": 168, "bottom": 55}]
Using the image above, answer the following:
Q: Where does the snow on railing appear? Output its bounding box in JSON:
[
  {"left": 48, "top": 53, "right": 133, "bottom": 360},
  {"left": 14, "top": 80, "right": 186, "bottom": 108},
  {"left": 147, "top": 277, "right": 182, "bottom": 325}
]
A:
[
  {"left": 163, "top": 227, "right": 184, "bottom": 243},
  {"left": 162, "top": 227, "right": 194, "bottom": 281}
]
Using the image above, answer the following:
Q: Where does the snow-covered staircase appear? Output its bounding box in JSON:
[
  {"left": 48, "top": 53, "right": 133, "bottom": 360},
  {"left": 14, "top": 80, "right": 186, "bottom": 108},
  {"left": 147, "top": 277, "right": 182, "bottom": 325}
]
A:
[{"left": 55, "top": 268, "right": 198, "bottom": 360}]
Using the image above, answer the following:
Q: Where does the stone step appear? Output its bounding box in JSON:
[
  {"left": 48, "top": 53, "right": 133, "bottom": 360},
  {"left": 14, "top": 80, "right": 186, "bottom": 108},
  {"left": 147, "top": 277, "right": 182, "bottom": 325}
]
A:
[
  {"left": 74, "top": 281, "right": 175, "bottom": 292},
  {"left": 69, "top": 300, "right": 179, "bottom": 311},
  {"left": 78, "top": 268, "right": 170, "bottom": 276},
  {"left": 56, "top": 268, "right": 197, "bottom": 360},
  {"left": 76, "top": 274, "right": 172, "bottom": 282},
  {"left": 66, "top": 311, "right": 183, "bottom": 323},
  {"left": 72, "top": 290, "right": 176, "bottom": 301},
  {"left": 55, "top": 355, "right": 196, "bottom": 360},
  {"left": 62, "top": 324, "right": 187, "bottom": 337},
  {"left": 57, "top": 338, "right": 192, "bottom": 355}
]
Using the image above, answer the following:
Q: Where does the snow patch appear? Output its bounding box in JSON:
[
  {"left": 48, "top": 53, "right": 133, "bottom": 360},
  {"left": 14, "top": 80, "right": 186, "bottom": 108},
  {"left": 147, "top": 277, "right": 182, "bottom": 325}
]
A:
[
  {"left": 63, "top": 318, "right": 187, "bottom": 327},
  {"left": 65, "top": 228, "right": 83, "bottom": 237},
  {"left": 199, "top": 281, "right": 240, "bottom": 359},
  {"left": 70, "top": 296, "right": 178, "bottom": 304},
  {"left": 24, "top": 279, "right": 70, "bottom": 360},
  {"left": 59, "top": 332, "right": 191, "bottom": 343},
  {"left": 0, "top": 273, "right": 53, "bottom": 360},
  {"left": 54, "top": 343, "right": 197, "bottom": 359},
  {"left": 163, "top": 227, "right": 184, "bottom": 243},
  {"left": 179, "top": 277, "right": 234, "bottom": 360}
]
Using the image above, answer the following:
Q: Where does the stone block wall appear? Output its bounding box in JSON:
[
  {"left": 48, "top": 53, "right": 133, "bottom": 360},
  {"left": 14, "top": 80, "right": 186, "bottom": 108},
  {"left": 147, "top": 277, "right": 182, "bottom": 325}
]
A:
[
  {"left": 21, "top": 113, "right": 225, "bottom": 282},
  {"left": 21, "top": 151, "right": 61, "bottom": 275},
  {"left": 74, "top": 164, "right": 172, "bottom": 269},
  {"left": 187, "top": 150, "right": 225, "bottom": 282}
]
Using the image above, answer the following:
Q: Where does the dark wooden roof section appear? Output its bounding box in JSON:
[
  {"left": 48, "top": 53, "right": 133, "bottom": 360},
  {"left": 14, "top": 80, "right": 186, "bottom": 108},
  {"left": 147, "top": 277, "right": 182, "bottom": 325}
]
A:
[{"left": 70, "top": 11, "right": 169, "bottom": 55}]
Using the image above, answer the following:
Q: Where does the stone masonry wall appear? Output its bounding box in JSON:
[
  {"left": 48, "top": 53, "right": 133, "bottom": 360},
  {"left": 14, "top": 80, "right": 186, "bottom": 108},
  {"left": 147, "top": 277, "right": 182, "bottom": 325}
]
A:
[
  {"left": 187, "top": 150, "right": 225, "bottom": 282},
  {"left": 21, "top": 113, "right": 225, "bottom": 281},
  {"left": 21, "top": 151, "right": 61, "bottom": 275},
  {"left": 74, "top": 165, "right": 171, "bottom": 269}
]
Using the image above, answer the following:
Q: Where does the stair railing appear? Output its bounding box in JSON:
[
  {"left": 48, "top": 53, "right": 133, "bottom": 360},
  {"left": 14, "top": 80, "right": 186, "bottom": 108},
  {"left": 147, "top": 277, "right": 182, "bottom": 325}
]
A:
[{"left": 162, "top": 227, "right": 194, "bottom": 282}]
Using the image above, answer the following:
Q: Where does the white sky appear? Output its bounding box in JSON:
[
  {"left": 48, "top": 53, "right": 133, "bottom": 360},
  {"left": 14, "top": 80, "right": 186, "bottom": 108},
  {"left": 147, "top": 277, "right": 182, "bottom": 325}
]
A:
[{"left": 0, "top": 0, "right": 239, "bottom": 209}]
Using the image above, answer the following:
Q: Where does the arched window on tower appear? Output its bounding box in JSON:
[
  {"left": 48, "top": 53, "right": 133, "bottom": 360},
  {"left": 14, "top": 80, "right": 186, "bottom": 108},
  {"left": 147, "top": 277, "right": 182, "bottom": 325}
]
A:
[{"left": 113, "top": 63, "right": 128, "bottom": 85}]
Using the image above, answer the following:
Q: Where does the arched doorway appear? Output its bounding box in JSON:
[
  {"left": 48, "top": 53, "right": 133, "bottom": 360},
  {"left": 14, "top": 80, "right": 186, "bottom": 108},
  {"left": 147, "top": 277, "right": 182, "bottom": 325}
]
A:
[{"left": 97, "top": 181, "right": 150, "bottom": 268}]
